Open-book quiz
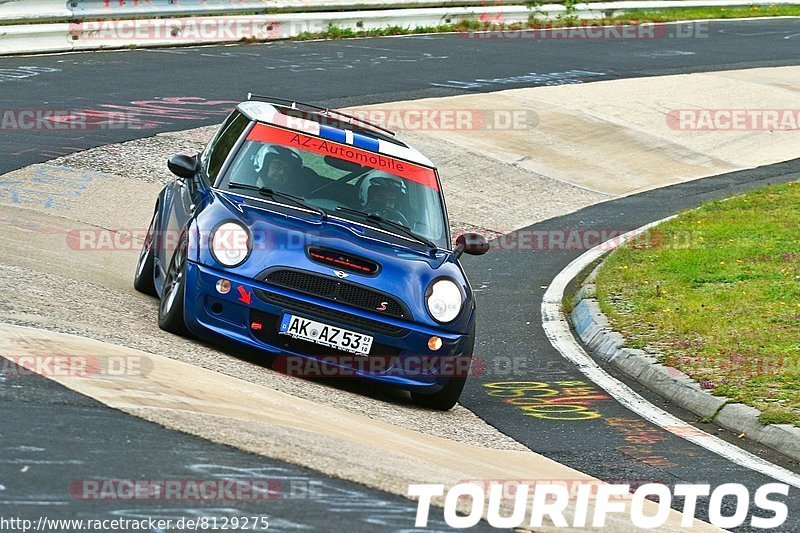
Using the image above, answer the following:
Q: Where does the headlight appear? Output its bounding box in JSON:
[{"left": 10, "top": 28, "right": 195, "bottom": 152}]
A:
[
  {"left": 211, "top": 222, "right": 251, "bottom": 267},
  {"left": 426, "top": 279, "right": 463, "bottom": 323}
]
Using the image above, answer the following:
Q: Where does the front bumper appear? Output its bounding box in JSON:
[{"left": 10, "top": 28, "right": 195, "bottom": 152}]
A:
[{"left": 183, "top": 261, "right": 473, "bottom": 391}]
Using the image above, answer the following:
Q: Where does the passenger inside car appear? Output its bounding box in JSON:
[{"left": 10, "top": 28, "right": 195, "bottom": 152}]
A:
[{"left": 362, "top": 175, "right": 410, "bottom": 226}]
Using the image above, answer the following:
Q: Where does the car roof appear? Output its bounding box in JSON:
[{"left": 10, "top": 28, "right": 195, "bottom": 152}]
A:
[{"left": 236, "top": 100, "right": 435, "bottom": 169}]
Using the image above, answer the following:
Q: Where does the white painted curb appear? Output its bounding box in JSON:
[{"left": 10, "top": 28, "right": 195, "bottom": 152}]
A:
[{"left": 542, "top": 219, "right": 800, "bottom": 488}]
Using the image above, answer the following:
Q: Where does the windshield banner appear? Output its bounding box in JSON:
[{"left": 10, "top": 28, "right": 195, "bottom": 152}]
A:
[{"left": 247, "top": 123, "right": 439, "bottom": 191}]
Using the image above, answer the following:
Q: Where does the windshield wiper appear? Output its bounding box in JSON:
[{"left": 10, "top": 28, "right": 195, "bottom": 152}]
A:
[
  {"left": 228, "top": 182, "right": 326, "bottom": 219},
  {"left": 335, "top": 206, "right": 437, "bottom": 251}
]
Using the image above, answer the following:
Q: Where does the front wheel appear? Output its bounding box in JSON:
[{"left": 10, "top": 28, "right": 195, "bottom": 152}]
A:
[
  {"left": 410, "top": 372, "right": 469, "bottom": 411},
  {"left": 133, "top": 209, "right": 158, "bottom": 297},
  {"left": 410, "top": 326, "right": 475, "bottom": 411},
  {"left": 158, "top": 233, "right": 190, "bottom": 336}
]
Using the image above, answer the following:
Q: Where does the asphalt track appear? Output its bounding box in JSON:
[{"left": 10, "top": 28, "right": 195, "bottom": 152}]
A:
[
  {"left": 0, "top": 363, "right": 463, "bottom": 532},
  {"left": 2, "top": 18, "right": 800, "bottom": 174},
  {"left": 1, "top": 18, "right": 800, "bottom": 531}
]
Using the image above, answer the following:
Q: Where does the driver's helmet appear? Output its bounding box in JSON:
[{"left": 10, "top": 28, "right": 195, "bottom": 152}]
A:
[
  {"left": 254, "top": 145, "right": 303, "bottom": 188},
  {"left": 364, "top": 175, "right": 407, "bottom": 211}
]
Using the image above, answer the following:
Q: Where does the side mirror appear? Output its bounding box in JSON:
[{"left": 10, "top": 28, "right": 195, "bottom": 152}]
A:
[
  {"left": 168, "top": 154, "right": 198, "bottom": 179},
  {"left": 454, "top": 232, "right": 490, "bottom": 259}
]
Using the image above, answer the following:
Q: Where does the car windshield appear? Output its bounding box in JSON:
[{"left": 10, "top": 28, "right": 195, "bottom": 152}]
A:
[{"left": 219, "top": 123, "right": 449, "bottom": 249}]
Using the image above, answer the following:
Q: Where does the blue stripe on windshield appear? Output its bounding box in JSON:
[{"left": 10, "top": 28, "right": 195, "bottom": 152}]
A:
[
  {"left": 319, "top": 125, "right": 347, "bottom": 144},
  {"left": 352, "top": 134, "right": 380, "bottom": 152}
]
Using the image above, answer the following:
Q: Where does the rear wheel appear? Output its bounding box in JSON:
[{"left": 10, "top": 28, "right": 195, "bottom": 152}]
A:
[
  {"left": 410, "top": 325, "right": 475, "bottom": 411},
  {"left": 158, "top": 233, "right": 190, "bottom": 336},
  {"left": 133, "top": 209, "right": 158, "bottom": 297}
]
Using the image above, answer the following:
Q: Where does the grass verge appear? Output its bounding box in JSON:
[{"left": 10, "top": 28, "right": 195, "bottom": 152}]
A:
[
  {"left": 593, "top": 181, "right": 800, "bottom": 428},
  {"left": 616, "top": 4, "right": 800, "bottom": 21},
  {"left": 291, "top": 6, "right": 800, "bottom": 41}
]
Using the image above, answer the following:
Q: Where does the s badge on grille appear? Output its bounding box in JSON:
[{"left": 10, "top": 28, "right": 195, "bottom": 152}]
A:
[{"left": 333, "top": 270, "right": 349, "bottom": 279}]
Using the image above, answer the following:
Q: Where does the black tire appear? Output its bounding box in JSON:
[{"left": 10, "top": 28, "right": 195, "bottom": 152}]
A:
[
  {"left": 133, "top": 209, "right": 158, "bottom": 297},
  {"left": 410, "top": 325, "right": 475, "bottom": 411},
  {"left": 158, "top": 233, "right": 190, "bottom": 336}
]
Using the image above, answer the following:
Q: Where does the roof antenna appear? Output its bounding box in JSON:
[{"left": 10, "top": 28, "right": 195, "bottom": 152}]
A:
[{"left": 246, "top": 92, "right": 253, "bottom": 101}]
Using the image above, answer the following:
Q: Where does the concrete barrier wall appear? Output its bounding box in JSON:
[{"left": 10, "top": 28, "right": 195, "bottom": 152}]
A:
[
  {"left": 2, "top": 0, "right": 797, "bottom": 55},
  {"left": 0, "top": 23, "right": 74, "bottom": 55},
  {"left": 0, "top": 0, "right": 530, "bottom": 23}
]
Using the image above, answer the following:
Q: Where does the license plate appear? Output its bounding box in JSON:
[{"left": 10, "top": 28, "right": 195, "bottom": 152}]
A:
[{"left": 279, "top": 314, "right": 373, "bottom": 355}]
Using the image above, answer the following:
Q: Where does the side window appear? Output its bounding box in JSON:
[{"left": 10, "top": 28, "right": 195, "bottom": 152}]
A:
[{"left": 201, "top": 110, "right": 250, "bottom": 183}]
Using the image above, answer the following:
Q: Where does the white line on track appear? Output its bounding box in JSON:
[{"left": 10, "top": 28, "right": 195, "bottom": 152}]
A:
[{"left": 541, "top": 218, "right": 800, "bottom": 489}]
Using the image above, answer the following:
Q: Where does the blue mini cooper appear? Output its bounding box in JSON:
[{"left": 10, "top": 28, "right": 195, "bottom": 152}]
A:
[{"left": 134, "top": 95, "right": 489, "bottom": 409}]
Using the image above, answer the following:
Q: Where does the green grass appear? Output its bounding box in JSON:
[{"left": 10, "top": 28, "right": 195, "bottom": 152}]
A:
[
  {"left": 293, "top": 23, "right": 460, "bottom": 41},
  {"left": 615, "top": 4, "right": 800, "bottom": 21},
  {"left": 594, "top": 181, "right": 800, "bottom": 428}
]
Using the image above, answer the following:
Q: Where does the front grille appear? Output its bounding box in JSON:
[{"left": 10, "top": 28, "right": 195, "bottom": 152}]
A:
[
  {"left": 255, "top": 290, "right": 408, "bottom": 337},
  {"left": 250, "top": 310, "right": 402, "bottom": 358},
  {"left": 262, "top": 269, "right": 408, "bottom": 319}
]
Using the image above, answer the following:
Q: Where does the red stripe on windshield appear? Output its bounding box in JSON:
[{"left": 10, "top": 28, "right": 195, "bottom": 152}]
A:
[{"left": 247, "top": 123, "right": 439, "bottom": 192}]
